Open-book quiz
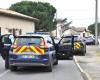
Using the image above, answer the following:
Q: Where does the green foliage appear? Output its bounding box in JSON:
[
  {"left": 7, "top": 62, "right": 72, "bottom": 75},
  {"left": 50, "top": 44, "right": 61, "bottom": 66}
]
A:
[
  {"left": 88, "top": 23, "right": 100, "bottom": 35},
  {"left": 9, "top": 1, "right": 56, "bottom": 31}
]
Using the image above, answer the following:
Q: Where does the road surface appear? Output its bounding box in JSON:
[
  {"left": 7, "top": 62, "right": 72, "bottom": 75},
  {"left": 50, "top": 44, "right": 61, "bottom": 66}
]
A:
[{"left": 0, "top": 57, "right": 83, "bottom": 80}]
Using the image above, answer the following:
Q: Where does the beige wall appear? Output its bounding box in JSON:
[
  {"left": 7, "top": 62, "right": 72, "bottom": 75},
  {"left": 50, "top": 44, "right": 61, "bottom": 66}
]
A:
[{"left": 0, "top": 15, "right": 35, "bottom": 35}]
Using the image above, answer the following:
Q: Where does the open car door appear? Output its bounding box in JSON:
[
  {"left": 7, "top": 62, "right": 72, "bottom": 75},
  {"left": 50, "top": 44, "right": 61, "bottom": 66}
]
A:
[{"left": 56, "top": 36, "right": 74, "bottom": 59}]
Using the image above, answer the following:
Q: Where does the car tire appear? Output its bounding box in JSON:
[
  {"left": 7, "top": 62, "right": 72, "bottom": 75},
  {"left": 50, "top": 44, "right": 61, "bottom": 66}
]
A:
[
  {"left": 47, "top": 63, "right": 52, "bottom": 72},
  {"left": 47, "top": 57, "right": 53, "bottom": 72},
  {"left": 10, "top": 66, "right": 17, "bottom": 71},
  {"left": 68, "top": 56, "right": 73, "bottom": 60},
  {"left": 54, "top": 60, "right": 58, "bottom": 65},
  {"left": 81, "top": 51, "right": 85, "bottom": 56}
]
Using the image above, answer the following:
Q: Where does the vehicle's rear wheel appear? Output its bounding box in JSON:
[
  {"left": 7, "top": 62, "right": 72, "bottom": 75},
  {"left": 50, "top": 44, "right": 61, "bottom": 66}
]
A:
[
  {"left": 54, "top": 60, "right": 58, "bottom": 65},
  {"left": 81, "top": 51, "right": 85, "bottom": 56},
  {"left": 47, "top": 57, "right": 53, "bottom": 72},
  {"left": 80, "top": 46, "right": 86, "bottom": 56},
  {"left": 47, "top": 63, "right": 52, "bottom": 72},
  {"left": 10, "top": 66, "right": 17, "bottom": 71}
]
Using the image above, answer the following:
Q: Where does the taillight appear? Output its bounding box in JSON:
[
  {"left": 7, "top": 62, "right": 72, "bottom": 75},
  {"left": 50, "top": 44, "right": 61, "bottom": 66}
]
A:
[
  {"left": 40, "top": 39, "right": 48, "bottom": 49},
  {"left": 40, "top": 38, "right": 45, "bottom": 46},
  {"left": 44, "top": 43, "right": 49, "bottom": 49}
]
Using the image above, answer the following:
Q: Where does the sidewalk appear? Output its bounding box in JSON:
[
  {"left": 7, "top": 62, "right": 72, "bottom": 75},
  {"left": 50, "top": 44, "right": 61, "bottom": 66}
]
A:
[{"left": 74, "top": 46, "right": 100, "bottom": 80}]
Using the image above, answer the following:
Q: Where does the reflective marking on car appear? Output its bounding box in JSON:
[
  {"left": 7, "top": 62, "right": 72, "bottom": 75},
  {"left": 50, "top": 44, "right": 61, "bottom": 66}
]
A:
[
  {"left": 30, "top": 46, "right": 44, "bottom": 55},
  {"left": 13, "top": 46, "right": 44, "bottom": 55},
  {"left": 19, "top": 46, "right": 27, "bottom": 53},
  {"left": 35, "top": 46, "right": 44, "bottom": 55},
  {"left": 74, "top": 42, "right": 80, "bottom": 49}
]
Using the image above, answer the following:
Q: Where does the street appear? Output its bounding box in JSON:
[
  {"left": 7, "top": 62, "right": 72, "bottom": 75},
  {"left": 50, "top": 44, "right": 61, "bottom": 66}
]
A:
[{"left": 0, "top": 57, "right": 83, "bottom": 80}]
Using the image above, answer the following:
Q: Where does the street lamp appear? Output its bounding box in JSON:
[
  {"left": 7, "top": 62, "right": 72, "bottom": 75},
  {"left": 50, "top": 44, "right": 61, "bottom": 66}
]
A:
[{"left": 95, "top": 0, "right": 98, "bottom": 45}]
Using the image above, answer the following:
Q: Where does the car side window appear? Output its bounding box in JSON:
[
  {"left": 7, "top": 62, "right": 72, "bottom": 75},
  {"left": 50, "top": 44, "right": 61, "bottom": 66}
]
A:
[{"left": 46, "top": 36, "right": 53, "bottom": 44}]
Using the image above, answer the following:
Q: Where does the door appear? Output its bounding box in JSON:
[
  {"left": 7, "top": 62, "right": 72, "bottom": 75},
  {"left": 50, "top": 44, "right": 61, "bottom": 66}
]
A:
[{"left": 57, "top": 36, "right": 74, "bottom": 57}]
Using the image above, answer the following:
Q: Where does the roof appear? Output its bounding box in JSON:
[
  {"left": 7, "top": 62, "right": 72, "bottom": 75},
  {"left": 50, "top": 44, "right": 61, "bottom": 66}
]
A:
[
  {"left": 19, "top": 34, "right": 50, "bottom": 38},
  {"left": 71, "top": 27, "right": 86, "bottom": 32},
  {"left": 0, "top": 8, "right": 39, "bottom": 21}
]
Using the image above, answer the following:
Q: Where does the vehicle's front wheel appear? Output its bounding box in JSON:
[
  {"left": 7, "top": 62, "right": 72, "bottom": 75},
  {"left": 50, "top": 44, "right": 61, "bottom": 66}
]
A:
[{"left": 54, "top": 60, "right": 58, "bottom": 65}]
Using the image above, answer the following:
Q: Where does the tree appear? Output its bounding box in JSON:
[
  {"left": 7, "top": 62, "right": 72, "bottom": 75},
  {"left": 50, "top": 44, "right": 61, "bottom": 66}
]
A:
[
  {"left": 9, "top": 1, "right": 56, "bottom": 31},
  {"left": 88, "top": 23, "right": 100, "bottom": 35}
]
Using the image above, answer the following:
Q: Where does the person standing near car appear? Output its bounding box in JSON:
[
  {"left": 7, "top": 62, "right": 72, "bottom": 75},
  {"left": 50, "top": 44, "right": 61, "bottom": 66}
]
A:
[
  {"left": 3, "top": 34, "right": 14, "bottom": 69},
  {"left": 0, "top": 34, "right": 14, "bottom": 69}
]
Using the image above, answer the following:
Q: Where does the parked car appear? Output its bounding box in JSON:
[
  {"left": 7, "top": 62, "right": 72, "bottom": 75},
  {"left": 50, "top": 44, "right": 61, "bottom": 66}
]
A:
[
  {"left": 84, "top": 37, "right": 97, "bottom": 45},
  {"left": 73, "top": 36, "right": 86, "bottom": 55},
  {"left": 56, "top": 35, "right": 86, "bottom": 59},
  {"left": 9, "top": 34, "right": 58, "bottom": 72}
]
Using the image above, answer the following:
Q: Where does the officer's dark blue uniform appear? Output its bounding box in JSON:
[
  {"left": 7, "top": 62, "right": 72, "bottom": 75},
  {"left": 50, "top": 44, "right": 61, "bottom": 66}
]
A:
[{"left": 0, "top": 36, "right": 5, "bottom": 59}]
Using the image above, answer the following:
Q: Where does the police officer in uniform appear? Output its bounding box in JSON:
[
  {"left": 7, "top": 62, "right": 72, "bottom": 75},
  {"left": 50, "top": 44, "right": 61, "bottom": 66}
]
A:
[
  {"left": 0, "top": 35, "right": 5, "bottom": 60},
  {"left": 0, "top": 34, "right": 14, "bottom": 69}
]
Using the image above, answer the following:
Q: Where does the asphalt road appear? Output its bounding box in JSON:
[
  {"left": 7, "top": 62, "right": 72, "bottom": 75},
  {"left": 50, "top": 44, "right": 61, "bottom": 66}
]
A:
[{"left": 0, "top": 57, "right": 83, "bottom": 80}]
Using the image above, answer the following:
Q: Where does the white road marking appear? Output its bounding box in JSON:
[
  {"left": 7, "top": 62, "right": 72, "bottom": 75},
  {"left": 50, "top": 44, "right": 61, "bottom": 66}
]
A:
[{"left": 0, "top": 70, "right": 10, "bottom": 78}]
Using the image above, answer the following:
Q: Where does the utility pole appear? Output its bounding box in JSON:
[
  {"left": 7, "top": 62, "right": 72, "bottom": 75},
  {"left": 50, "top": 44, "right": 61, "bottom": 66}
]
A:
[
  {"left": 56, "top": 12, "right": 57, "bottom": 37},
  {"left": 95, "top": 0, "right": 98, "bottom": 45}
]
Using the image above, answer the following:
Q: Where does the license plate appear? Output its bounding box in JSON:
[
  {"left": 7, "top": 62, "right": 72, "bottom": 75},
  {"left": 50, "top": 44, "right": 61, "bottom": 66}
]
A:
[{"left": 21, "top": 55, "right": 35, "bottom": 58}]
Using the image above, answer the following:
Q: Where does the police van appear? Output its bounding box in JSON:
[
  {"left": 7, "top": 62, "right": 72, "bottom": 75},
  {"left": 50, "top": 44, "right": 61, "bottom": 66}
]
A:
[{"left": 9, "top": 34, "right": 58, "bottom": 72}]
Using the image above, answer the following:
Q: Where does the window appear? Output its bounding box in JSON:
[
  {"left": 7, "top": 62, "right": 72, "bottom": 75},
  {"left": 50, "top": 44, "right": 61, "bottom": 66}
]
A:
[
  {"left": 15, "top": 37, "right": 42, "bottom": 46},
  {"left": 0, "top": 27, "right": 1, "bottom": 35}
]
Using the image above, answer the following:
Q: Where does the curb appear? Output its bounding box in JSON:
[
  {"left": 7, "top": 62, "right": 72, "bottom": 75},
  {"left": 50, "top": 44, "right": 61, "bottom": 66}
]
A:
[{"left": 73, "top": 56, "right": 93, "bottom": 80}]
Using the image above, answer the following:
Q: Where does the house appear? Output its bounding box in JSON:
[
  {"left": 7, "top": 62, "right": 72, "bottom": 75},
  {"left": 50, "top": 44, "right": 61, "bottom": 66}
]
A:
[
  {"left": 63, "top": 28, "right": 77, "bottom": 36},
  {"left": 0, "top": 8, "right": 38, "bottom": 35},
  {"left": 53, "top": 19, "right": 71, "bottom": 39},
  {"left": 63, "top": 26, "right": 91, "bottom": 38}
]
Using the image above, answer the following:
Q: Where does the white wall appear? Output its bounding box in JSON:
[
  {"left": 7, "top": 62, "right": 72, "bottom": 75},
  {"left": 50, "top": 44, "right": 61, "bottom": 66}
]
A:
[
  {"left": 63, "top": 29, "right": 77, "bottom": 36},
  {"left": 0, "top": 15, "right": 35, "bottom": 35}
]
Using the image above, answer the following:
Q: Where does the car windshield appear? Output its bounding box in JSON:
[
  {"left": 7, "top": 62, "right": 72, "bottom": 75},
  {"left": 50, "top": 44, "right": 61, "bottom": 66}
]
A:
[
  {"left": 74, "top": 36, "right": 80, "bottom": 41},
  {"left": 60, "top": 37, "right": 72, "bottom": 43},
  {"left": 15, "top": 37, "right": 42, "bottom": 45},
  {"left": 61, "top": 36, "right": 79, "bottom": 43}
]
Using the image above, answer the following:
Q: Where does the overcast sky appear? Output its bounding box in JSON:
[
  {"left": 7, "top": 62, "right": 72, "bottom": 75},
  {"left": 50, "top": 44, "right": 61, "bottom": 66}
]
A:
[{"left": 0, "top": 0, "right": 100, "bottom": 27}]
